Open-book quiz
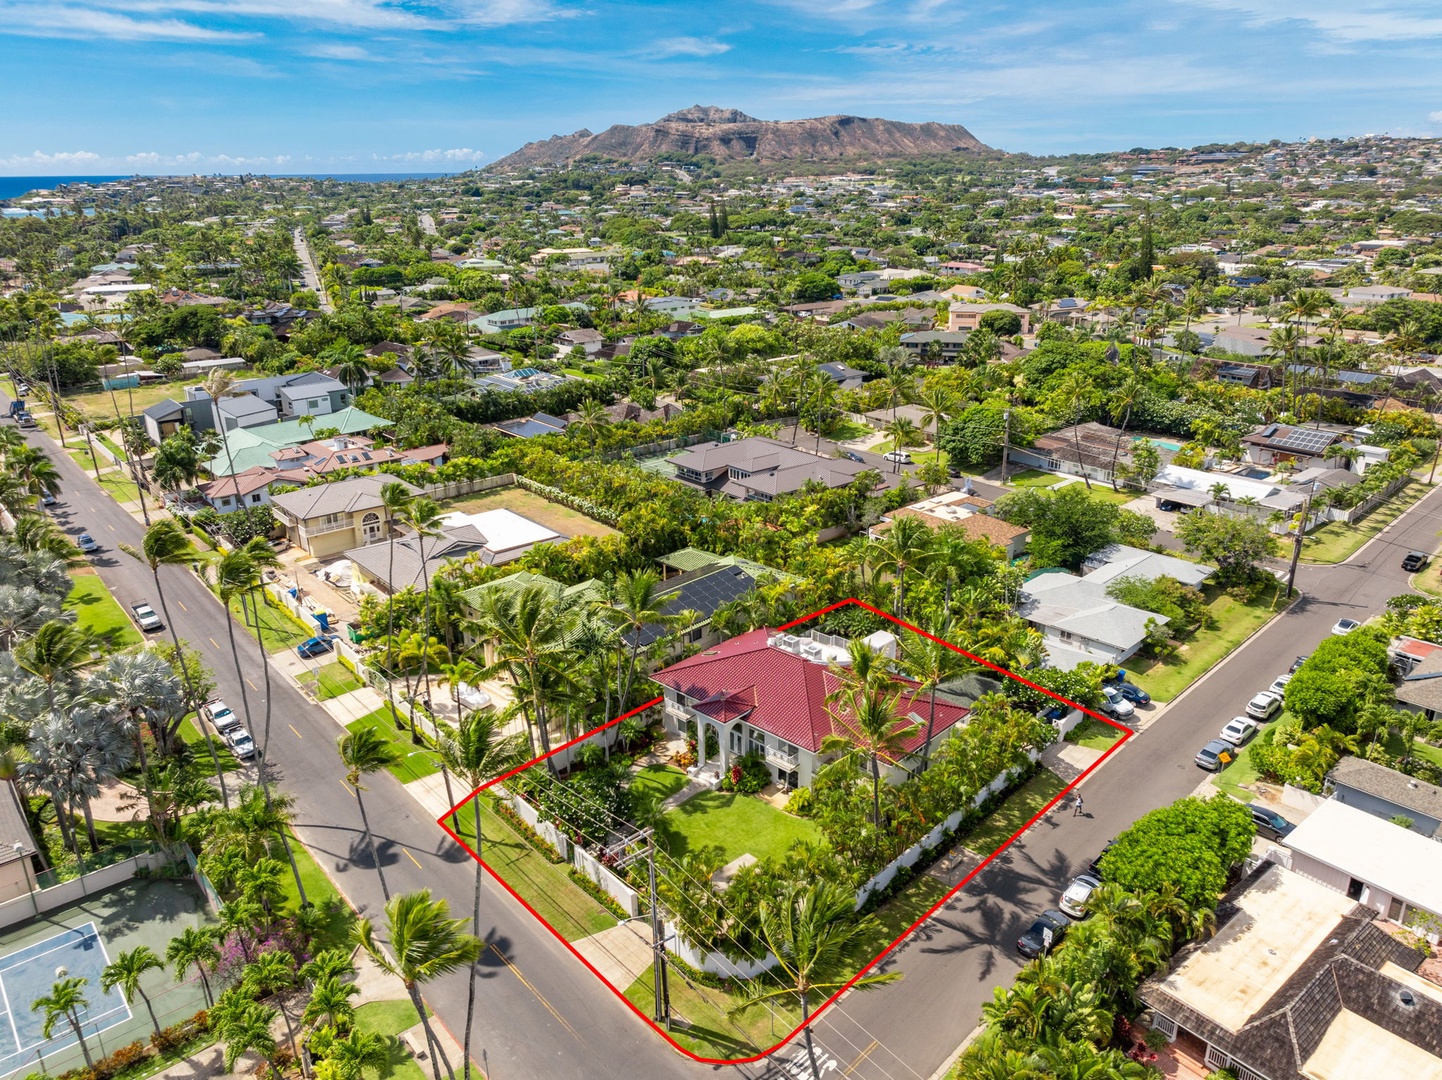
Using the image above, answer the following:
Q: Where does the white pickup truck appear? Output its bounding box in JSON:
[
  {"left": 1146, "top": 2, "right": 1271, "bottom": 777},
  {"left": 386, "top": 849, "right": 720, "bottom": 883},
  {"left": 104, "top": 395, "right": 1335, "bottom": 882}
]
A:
[{"left": 130, "top": 601, "right": 163, "bottom": 632}]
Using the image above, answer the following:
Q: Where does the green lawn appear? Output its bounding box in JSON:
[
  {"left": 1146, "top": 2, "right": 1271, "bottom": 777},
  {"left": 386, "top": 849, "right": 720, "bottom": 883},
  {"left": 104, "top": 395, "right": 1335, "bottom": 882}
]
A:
[
  {"left": 346, "top": 706, "right": 440, "bottom": 784},
  {"left": 1211, "top": 734, "right": 1268, "bottom": 803},
  {"left": 1005, "top": 469, "right": 1065, "bottom": 488},
  {"left": 1382, "top": 731, "right": 1442, "bottom": 771},
  {"left": 178, "top": 717, "right": 242, "bottom": 772},
  {"left": 1066, "top": 718, "right": 1125, "bottom": 751},
  {"left": 354, "top": 1000, "right": 422, "bottom": 1037},
  {"left": 629, "top": 764, "right": 690, "bottom": 805},
  {"left": 278, "top": 828, "right": 357, "bottom": 951},
  {"left": 623, "top": 965, "right": 802, "bottom": 1060},
  {"left": 448, "top": 793, "right": 615, "bottom": 941},
  {"left": 1128, "top": 583, "right": 1289, "bottom": 702},
  {"left": 1073, "top": 483, "right": 1136, "bottom": 505},
  {"left": 1301, "top": 482, "right": 1430, "bottom": 564},
  {"left": 299, "top": 660, "right": 364, "bottom": 701},
  {"left": 1411, "top": 554, "right": 1442, "bottom": 598},
  {"left": 65, "top": 573, "right": 143, "bottom": 649},
  {"left": 962, "top": 770, "right": 1068, "bottom": 856},
  {"left": 828, "top": 419, "right": 872, "bottom": 442},
  {"left": 96, "top": 469, "right": 142, "bottom": 505},
  {"left": 851, "top": 872, "right": 949, "bottom": 961},
  {"left": 660, "top": 790, "right": 823, "bottom": 865},
  {"left": 230, "top": 593, "right": 315, "bottom": 650}
]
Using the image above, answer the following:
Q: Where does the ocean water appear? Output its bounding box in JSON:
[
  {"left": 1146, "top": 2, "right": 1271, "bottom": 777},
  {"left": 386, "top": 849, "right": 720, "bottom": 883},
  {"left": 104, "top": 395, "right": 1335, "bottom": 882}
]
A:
[{"left": 0, "top": 175, "right": 126, "bottom": 201}]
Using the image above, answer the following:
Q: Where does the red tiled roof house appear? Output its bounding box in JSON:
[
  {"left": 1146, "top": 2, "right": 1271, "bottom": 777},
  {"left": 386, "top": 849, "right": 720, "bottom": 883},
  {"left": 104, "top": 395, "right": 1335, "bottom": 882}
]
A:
[{"left": 649, "top": 627, "right": 968, "bottom": 790}]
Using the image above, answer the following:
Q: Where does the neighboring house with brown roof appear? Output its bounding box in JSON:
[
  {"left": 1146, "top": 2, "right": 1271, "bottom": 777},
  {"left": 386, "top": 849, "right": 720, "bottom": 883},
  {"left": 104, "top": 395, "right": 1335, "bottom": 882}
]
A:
[
  {"left": 666, "top": 436, "right": 885, "bottom": 502},
  {"left": 946, "top": 301, "right": 1031, "bottom": 334},
  {"left": 869, "top": 491, "right": 1029, "bottom": 560},
  {"left": 1008, "top": 421, "right": 1131, "bottom": 483},
  {"left": 1141, "top": 862, "right": 1442, "bottom": 1080},
  {"left": 270, "top": 474, "right": 419, "bottom": 559}
]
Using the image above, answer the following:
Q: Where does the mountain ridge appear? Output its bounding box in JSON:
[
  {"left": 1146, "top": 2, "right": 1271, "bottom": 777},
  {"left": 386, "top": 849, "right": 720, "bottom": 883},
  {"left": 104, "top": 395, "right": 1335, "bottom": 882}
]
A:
[{"left": 489, "top": 106, "right": 990, "bottom": 169}]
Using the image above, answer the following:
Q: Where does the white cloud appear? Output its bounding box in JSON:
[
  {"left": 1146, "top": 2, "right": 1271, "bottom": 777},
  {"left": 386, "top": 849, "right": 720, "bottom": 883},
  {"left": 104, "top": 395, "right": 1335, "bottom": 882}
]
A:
[
  {"left": 0, "top": 150, "right": 104, "bottom": 168},
  {"left": 1429, "top": 110, "right": 1442, "bottom": 123},
  {"left": 0, "top": 3, "right": 256, "bottom": 41},
  {"left": 374, "top": 148, "right": 486, "bottom": 163},
  {"left": 306, "top": 42, "right": 371, "bottom": 59},
  {"left": 643, "top": 36, "right": 732, "bottom": 59},
  {"left": 1182, "top": 0, "right": 1442, "bottom": 43}
]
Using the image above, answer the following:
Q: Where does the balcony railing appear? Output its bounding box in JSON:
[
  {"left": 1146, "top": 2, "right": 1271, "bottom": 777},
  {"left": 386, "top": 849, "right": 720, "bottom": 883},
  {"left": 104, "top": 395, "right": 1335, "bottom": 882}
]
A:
[
  {"left": 765, "top": 745, "right": 799, "bottom": 769},
  {"left": 300, "top": 518, "right": 358, "bottom": 538}
]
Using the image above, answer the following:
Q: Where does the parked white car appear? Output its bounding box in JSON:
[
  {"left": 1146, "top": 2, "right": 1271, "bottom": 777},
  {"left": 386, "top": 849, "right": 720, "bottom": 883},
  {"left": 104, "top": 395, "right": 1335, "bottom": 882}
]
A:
[
  {"left": 1059, "top": 873, "right": 1101, "bottom": 918},
  {"left": 1245, "top": 691, "right": 1283, "bottom": 722},
  {"left": 1100, "top": 685, "right": 1135, "bottom": 719},
  {"left": 1219, "top": 716, "right": 1259, "bottom": 747}
]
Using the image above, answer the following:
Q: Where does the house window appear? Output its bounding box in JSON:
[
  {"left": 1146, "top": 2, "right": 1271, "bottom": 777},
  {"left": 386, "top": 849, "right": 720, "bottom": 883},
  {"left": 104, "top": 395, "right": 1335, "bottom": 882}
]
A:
[
  {"left": 308, "top": 399, "right": 320, "bottom": 409},
  {"left": 686, "top": 627, "right": 704, "bottom": 643},
  {"left": 1058, "top": 631, "right": 1074, "bottom": 643},
  {"left": 251, "top": 493, "right": 263, "bottom": 503},
  {"left": 1388, "top": 897, "right": 1404, "bottom": 921},
  {"left": 1346, "top": 878, "right": 1366, "bottom": 901}
]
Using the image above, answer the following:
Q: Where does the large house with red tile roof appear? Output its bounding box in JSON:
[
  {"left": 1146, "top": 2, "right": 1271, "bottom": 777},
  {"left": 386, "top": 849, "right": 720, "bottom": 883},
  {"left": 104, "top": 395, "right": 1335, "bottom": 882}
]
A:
[{"left": 649, "top": 627, "right": 968, "bottom": 789}]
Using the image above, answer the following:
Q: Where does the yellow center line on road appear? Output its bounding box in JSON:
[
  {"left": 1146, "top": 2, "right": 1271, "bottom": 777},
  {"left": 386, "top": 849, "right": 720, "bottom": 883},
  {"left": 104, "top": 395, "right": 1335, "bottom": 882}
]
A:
[
  {"left": 488, "top": 944, "right": 580, "bottom": 1040},
  {"left": 105, "top": 524, "right": 115, "bottom": 531},
  {"left": 288, "top": 724, "right": 303, "bottom": 738},
  {"left": 246, "top": 677, "right": 258, "bottom": 691},
  {"left": 403, "top": 848, "right": 422, "bottom": 869},
  {"left": 842, "top": 1039, "right": 880, "bottom": 1077},
  {"left": 208, "top": 637, "right": 220, "bottom": 649},
  {"left": 340, "top": 780, "right": 355, "bottom": 798},
  {"left": 177, "top": 601, "right": 187, "bottom": 612}
]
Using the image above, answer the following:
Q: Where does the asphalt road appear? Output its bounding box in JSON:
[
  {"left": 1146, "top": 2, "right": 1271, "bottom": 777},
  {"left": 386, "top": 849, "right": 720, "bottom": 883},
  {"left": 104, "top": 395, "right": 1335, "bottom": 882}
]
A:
[{"left": 19, "top": 405, "right": 1442, "bottom": 1080}]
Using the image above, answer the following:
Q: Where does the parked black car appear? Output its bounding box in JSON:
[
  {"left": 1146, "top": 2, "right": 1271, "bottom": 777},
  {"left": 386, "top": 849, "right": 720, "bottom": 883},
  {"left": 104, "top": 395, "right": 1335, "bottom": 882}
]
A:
[
  {"left": 1088, "top": 840, "right": 1117, "bottom": 878},
  {"left": 1248, "top": 804, "right": 1295, "bottom": 841},
  {"left": 1402, "top": 551, "right": 1430, "bottom": 572},
  {"left": 1017, "top": 909, "right": 1070, "bottom": 959}
]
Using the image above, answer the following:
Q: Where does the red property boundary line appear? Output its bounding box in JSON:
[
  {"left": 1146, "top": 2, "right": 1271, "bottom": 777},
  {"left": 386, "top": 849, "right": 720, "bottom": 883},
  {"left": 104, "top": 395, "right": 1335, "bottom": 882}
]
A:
[{"left": 436, "top": 597, "right": 1132, "bottom": 1065}]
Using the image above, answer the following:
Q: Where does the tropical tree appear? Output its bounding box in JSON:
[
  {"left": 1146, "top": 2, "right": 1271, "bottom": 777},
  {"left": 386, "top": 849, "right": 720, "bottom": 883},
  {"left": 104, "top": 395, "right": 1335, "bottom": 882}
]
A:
[
  {"left": 101, "top": 946, "right": 165, "bottom": 1038},
  {"left": 899, "top": 630, "right": 971, "bottom": 773},
  {"left": 378, "top": 481, "right": 415, "bottom": 724},
  {"left": 303, "top": 975, "right": 360, "bottom": 1033},
  {"left": 339, "top": 727, "right": 402, "bottom": 901},
  {"left": 244, "top": 950, "right": 304, "bottom": 1072},
  {"left": 31, "top": 977, "right": 95, "bottom": 1068},
  {"left": 166, "top": 926, "right": 220, "bottom": 1007},
  {"left": 865, "top": 514, "right": 933, "bottom": 617},
  {"left": 729, "top": 881, "right": 900, "bottom": 1080},
  {"left": 820, "top": 669, "right": 920, "bottom": 828},
  {"left": 882, "top": 416, "right": 923, "bottom": 472},
  {"left": 596, "top": 568, "right": 682, "bottom": 709},
  {"left": 354, "top": 890, "right": 482, "bottom": 1080},
  {"left": 215, "top": 994, "right": 279, "bottom": 1074},
  {"left": 397, "top": 497, "right": 448, "bottom": 715},
  {"left": 475, "top": 584, "right": 574, "bottom": 761},
  {"left": 311, "top": 1028, "right": 391, "bottom": 1080}
]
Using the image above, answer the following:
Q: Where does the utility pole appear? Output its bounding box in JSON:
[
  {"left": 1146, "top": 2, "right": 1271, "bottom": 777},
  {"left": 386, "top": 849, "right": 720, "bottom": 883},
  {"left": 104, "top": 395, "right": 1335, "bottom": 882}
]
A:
[
  {"left": 646, "top": 829, "right": 671, "bottom": 1029},
  {"left": 1429, "top": 438, "right": 1440, "bottom": 485},
  {"left": 1285, "top": 481, "right": 1318, "bottom": 599},
  {"left": 1001, "top": 408, "right": 1012, "bottom": 483}
]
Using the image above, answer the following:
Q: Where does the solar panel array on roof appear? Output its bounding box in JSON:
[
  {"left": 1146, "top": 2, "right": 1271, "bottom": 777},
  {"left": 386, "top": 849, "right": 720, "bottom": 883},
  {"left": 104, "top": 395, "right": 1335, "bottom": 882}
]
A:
[{"left": 1274, "top": 428, "right": 1337, "bottom": 454}]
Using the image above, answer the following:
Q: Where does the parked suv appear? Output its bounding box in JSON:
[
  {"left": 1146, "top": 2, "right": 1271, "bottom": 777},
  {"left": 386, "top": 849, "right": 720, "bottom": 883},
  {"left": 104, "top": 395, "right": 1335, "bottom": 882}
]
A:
[
  {"left": 1248, "top": 804, "right": 1295, "bottom": 841},
  {"left": 1100, "top": 685, "right": 1135, "bottom": 719},
  {"left": 1245, "top": 691, "right": 1283, "bottom": 722}
]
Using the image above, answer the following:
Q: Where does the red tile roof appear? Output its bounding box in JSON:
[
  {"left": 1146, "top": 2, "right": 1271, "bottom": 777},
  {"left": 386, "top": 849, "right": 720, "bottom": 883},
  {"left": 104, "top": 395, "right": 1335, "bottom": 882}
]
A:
[{"left": 651, "top": 628, "right": 968, "bottom": 754}]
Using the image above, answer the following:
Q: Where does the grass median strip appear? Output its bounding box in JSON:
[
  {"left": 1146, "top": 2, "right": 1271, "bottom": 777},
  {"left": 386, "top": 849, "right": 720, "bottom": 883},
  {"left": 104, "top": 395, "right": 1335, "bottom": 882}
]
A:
[
  {"left": 1300, "top": 481, "right": 1430, "bottom": 564},
  {"left": 962, "top": 770, "right": 1068, "bottom": 856},
  {"left": 1128, "top": 582, "right": 1287, "bottom": 702},
  {"left": 65, "top": 572, "right": 143, "bottom": 650}
]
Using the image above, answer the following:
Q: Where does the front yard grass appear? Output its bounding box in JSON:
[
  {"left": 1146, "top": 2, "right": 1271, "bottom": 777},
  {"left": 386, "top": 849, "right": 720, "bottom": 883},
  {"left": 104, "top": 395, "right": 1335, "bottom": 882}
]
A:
[
  {"left": 346, "top": 705, "right": 439, "bottom": 784},
  {"left": 1210, "top": 733, "right": 1268, "bottom": 803},
  {"left": 1128, "top": 582, "right": 1289, "bottom": 703},
  {"left": 660, "top": 790, "right": 823, "bottom": 865},
  {"left": 629, "top": 764, "right": 690, "bottom": 805},
  {"left": 279, "top": 828, "right": 357, "bottom": 951},
  {"left": 850, "top": 873, "right": 949, "bottom": 962},
  {"left": 961, "top": 769, "right": 1068, "bottom": 856},
  {"left": 229, "top": 592, "right": 315, "bottom": 650},
  {"left": 1066, "top": 718, "right": 1124, "bottom": 751},
  {"left": 448, "top": 793, "right": 615, "bottom": 941},
  {"left": 1005, "top": 469, "right": 1065, "bottom": 488},
  {"left": 65, "top": 572, "right": 143, "bottom": 650},
  {"left": 1300, "top": 481, "right": 1430, "bottom": 564},
  {"left": 298, "top": 660, "right": 364, "bottom": 700},
  {"left": 623, "top": 964, "right": 803, "bottom": 1060}
]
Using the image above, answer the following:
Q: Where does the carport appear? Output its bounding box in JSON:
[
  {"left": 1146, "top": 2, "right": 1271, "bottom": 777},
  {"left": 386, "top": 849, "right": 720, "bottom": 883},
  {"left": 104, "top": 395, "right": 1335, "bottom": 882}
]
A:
[{"left": 1152, "top": 487, "right": 1212, "bottom": 510}]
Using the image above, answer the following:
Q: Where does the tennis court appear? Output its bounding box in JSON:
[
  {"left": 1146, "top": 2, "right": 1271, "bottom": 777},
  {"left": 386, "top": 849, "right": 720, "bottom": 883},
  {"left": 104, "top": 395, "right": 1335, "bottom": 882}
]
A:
[
  {"left": 0, "top": 880, "right": 214, "bottom": 1079},
  {"left": 0, "top": 923, "right": 130, "bottom": 1073}
]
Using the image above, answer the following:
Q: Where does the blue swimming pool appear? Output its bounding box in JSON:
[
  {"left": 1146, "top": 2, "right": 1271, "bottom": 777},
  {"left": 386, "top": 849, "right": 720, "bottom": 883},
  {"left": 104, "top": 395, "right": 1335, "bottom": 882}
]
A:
[{"left": 1133, "top": 436, "right": 1183, "bottom": 452}]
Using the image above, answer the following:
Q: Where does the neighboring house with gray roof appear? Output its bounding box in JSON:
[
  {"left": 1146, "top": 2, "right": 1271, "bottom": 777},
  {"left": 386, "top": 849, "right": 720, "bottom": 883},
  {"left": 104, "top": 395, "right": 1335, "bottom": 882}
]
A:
[
  {"left": 1018, "top": 570, "right": 1165, "bottom": 669},
  {"left": 345, "top": 508, "right": 563, "bottom": 593},
  {"left": 1081, "top": 544, "right": 1215, "bottom": 588},
  {"left": 1395, "top": 649, "right": 1442, "bottom": 720},
  {"left": 667, "top": 436, "right": 884, "bottom": 502},
  {"left": 271, "top": 474, "right": 418, "bottom": 560},
  {"left": 1326, "top": 756, "right": 1442, "bottom": 839},
  {"left": 0, "top": 782, "right": 40, "bottom": 904}
]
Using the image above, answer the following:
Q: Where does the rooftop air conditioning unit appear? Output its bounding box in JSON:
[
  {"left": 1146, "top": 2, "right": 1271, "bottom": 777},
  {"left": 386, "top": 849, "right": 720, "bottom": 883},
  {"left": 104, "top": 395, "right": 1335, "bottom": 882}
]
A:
[
  {"left": 778, "top": 634, "right": 799, "bottom": 653},
  {"left": 801, "top": 642, "right": 824, "bottom": 661}
]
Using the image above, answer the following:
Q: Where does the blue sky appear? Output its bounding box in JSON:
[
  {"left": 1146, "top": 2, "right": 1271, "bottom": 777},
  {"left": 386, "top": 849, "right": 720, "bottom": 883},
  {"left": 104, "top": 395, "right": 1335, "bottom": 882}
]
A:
[{"left": 1, "top": 0, "right": 1441, "bottom": 175}]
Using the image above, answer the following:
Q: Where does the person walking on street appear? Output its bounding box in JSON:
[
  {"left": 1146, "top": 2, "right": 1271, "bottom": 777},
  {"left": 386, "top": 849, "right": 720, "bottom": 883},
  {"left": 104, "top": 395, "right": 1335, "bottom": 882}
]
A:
[{"left": 1073, "top": 794, "right": 1084, "bottom": 817}]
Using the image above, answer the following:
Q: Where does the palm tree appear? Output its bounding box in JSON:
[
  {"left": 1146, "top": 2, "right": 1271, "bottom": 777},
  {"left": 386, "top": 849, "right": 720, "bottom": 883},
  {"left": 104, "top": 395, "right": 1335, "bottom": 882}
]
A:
[
  {"left": 16, "top": 619, "right": 92, "bottom": 708},
  {"left": 881, "top": 416, "right": 922, "bottom": 472},
  {"left": 729, "top": 881, "right": 900, "bottom": 1080},
  {"left": 866, "top": 514, "right": 933, "bottom": 618},
  {"left": 1106, "top": 373, "right": 1145, "bottom": 491},
  {"left": 31, "top": 977, "right": 94, "bottom": 1068},
  {"left": 339, "top": 728, "right": 402, "bottom": 901},
  {"left": 398, "top": 498, "right": 448, "bottom": 720},
  {"left": 899, "top": 631, "right": 970, "bottom": 773},
  {"left": 475, "top": 584, "right": 573, "bottom": 761},
  {"left": 9, "top": 445, "right": 62, "bottom": 502},
  {"left": 355, "top": 890, "right": 481, "bottom": 1080},
  {"left": 435, "top": 710, "right": 526, "bottom": 1080},
  {"left": 570, "top": 398, "right": 611, "bottom": 446},
  {"left": 1051, "top": 372, "right": 1097, "bottom": 489},
  {"left": 820, "top": 680, "right": 919, "bottom": 828},
  {"left": 166, "top": 926, "right": 220, "bottom": 1007},
  {"left": 101, "top": 946, "right": 165, "bottom": 1038},
  {"left": 211, "top": 547, "right": 265, "bottom": 795},
  {"left": 244, "top": 950, "right": 305, "bottom": 1074},
  {"left": 216, "top": 997, "right": 279, "bottom": 1074},
  {"left": 378, "top": 482, "right": 415, "bottom": 727},
  {"left": 311, "top": 1028, "right": 391, "bottom": 1080},
  {"left": 303, "top": 975, "right": 360, "bottom": 1032},
  {"left": 597, "top": 568, "right": 682, "bottom": 710},
  {"left": 916, "top": 386, "right": 953, "bottom": 440}
]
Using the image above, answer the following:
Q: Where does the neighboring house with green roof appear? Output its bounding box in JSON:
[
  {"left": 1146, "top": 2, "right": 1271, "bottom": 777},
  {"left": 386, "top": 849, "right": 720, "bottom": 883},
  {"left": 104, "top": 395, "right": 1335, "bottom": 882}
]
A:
[
  {"left": 205, "top": 406, "right": 393, "bottom": 476},
  {"left": 656, "top": 547, "right": 798, "bottom": 583}
]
